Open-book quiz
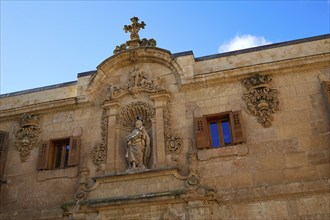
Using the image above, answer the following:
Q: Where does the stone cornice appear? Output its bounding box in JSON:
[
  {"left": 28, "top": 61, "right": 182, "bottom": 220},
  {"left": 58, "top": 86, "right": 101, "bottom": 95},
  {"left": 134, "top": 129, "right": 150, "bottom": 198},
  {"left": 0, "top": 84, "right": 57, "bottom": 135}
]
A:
[
  {"left": 0, "top": 97, "right": 91, "bottom": 121},
  {"left": 180, "top": 53, "right": 330, "bottom": 90}
]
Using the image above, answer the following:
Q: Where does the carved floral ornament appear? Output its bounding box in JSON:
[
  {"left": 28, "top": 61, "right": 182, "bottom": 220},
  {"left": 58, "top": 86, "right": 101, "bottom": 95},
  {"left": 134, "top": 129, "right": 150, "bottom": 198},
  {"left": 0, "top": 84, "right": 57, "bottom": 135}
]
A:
[
  {"left": 242, "top": 74, "right": 279, "bottom": 127},
  {"left": 15, "top": 113, "right": 41, "bottom": 162},
  {"left": 164, "top": 106, "right": 182, "bottom": 153},
  {"left": 113, "top": 17, "right": 157, "bottom": 54},
  {"left": 91, "top": 108, "right": 108, "bottom": 170},
  {"left": 109, "top": 65, "right": 166, "bottom": 100}
]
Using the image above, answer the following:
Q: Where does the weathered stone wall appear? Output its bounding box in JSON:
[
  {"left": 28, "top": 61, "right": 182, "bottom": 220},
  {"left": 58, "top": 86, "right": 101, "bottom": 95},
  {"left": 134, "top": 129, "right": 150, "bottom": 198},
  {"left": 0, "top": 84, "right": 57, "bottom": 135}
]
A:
[{"left": 0, "top": 35, "right": 329, "bottom": 219}]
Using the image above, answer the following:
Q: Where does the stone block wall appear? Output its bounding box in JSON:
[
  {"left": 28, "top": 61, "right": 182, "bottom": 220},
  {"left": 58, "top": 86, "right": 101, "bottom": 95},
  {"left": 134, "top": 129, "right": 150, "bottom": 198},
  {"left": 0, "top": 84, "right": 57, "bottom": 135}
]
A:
[{"left": 0, "top": 35, "right": 329, "bottom": 219}]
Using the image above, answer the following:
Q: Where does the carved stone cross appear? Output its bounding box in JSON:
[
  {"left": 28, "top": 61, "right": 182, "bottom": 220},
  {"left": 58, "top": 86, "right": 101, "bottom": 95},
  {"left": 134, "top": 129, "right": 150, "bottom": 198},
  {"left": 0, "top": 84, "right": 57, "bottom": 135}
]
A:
[{"left": 123, "top": 16, "right": 146, "bottom": 40}]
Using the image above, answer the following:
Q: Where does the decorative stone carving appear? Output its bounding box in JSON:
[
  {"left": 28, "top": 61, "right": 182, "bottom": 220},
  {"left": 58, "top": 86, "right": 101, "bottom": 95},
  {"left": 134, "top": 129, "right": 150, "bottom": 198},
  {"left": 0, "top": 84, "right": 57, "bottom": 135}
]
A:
[
  {"left": 164, "top": 106, "right": 182, "bottom": 153},
  {"left": 74, "top": 155, "right": 89, "bottom": 202},
  {"left": 116, "top": 101, "right": 155, "bottom": 130},
  {"left": 113, "top": 17, "right": 157, "bottom": 54},
  {"left": 109, "top": 66, "right": 165, "bottom": 99},
  {"left": 242, "top": 74, "right": 279, "bottom": 127},
  {"left": 124, "top": 16, "right": 146, "bottom": 41},
  {"left": 62, "top": 154, "right": 99, "bottom": 214},
  {"left": 15, "top": 113, "right": 40, "bottom": 162},
  {"left": 185, "top": 154, "right": 200, "bottom": 189},
  {"left": 91, "top": 108, "right": 108, "bottom": 170},
  {"left": 162, "top": 205, "right": 185, "bottom": 220},
  {"left": 125, "top": 119, "right": 151, "bottom": 172}
]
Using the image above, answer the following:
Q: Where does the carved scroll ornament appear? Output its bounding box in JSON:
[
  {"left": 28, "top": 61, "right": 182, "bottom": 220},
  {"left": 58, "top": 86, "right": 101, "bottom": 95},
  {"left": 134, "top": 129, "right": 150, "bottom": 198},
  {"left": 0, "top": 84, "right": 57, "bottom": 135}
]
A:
[
  {"left": 242, "top": 74, "right": 279, "bottom": 127},
  {"left": 109, "top": 66, "right": 165, "bottom": 100},
  {"left": 164, "top": 106, "right": 182, "bottom": 153},
  {"left": 15, "top": 113, "right": 41, "bottom": 162},
  {"left": 91, "top": 108, "right": 108, "bottom": 170}
]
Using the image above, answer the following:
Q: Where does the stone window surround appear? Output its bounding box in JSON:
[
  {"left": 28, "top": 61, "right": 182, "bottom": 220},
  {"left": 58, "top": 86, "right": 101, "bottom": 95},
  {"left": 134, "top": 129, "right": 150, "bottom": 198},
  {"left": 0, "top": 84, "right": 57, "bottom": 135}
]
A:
[
  {"left": 37, "top": 136, "right": 80, "bottom": 170},
  {"left": 194, "top": 111, "right": 245, "bottom": 149}
]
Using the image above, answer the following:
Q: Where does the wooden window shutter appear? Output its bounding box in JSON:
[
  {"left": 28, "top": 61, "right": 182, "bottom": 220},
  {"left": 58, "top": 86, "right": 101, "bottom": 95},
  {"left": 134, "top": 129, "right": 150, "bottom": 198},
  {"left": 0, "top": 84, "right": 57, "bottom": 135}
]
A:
[
  {"left": 37, "top": 141, "right": 50, "bottom": 170},
  {"left": 194, "top": 117, "right": 210, "bottom": 149},
  {"left": 230, "top": 110, "right": 246, "bottom": 144},
  {"left": 0, "top": 131, "right": 9, "bottom": 180},
  {"left": 68, "top": 136, "right": 80, "bottom": 166}
]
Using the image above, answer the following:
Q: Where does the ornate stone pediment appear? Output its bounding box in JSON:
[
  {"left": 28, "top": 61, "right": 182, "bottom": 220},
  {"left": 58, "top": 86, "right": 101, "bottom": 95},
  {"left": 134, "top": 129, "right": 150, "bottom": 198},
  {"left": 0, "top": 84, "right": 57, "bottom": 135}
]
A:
[
  {"left": 109, "top": 65, "right": 166, "bottom": 100},
  {"left": 242, "top": 74, "right": 279, "bottom": 127}
]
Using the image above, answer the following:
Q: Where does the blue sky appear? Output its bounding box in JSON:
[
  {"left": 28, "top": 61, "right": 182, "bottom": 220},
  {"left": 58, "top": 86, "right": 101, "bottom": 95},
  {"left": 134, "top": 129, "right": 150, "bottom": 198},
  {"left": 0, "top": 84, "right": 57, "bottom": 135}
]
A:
[{"left": 1, "top": 1, "right": 329, "bottom": 94}]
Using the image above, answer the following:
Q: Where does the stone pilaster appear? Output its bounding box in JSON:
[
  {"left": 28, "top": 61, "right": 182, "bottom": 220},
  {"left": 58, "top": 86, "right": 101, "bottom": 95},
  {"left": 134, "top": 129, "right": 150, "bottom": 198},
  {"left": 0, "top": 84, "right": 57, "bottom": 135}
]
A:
[
  {"left": 103, "top": 100, "right": 121, "bottom": 173},
  {"left": 150, "top": 93, "right": 170, "bottom": 168}
]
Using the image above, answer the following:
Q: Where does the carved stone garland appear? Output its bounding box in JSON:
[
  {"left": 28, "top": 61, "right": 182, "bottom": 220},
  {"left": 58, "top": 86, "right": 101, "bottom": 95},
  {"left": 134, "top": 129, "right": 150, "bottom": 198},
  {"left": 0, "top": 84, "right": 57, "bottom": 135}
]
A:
[
  {"left": 164, "top": 106, "right": 182, "bottom": 153},
  {"left": 15, "top": 113, "right": 41, "bottom": 162},
  {"left": 242, "top": 74, "right": 279, "bottom": 128},
  {"left": 91, "top": 108, "right": 108, "bottom": 170}
]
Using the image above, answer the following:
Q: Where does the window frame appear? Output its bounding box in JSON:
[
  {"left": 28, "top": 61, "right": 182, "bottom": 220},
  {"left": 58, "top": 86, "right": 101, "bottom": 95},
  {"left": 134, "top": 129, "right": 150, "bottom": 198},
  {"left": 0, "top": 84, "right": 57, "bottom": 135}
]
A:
[
  {"left": 37, "top": 136, "right": 80, "bottom": 170},
  {"left": 207, "top": 112, "right": 232, "bottom": 148},
  {"left": 194, "top": 110, "right": 245, "bottom": 150},
  {"left": 51, "top": 138, "right": 70, "bottom": 169}
]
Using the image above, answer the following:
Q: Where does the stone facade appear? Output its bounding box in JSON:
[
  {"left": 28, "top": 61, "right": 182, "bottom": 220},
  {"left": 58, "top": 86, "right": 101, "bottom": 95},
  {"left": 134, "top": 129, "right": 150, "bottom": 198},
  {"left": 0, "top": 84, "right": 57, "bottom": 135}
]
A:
[{"left": 0, "top": 19, "right": 329, "bottom": 219}]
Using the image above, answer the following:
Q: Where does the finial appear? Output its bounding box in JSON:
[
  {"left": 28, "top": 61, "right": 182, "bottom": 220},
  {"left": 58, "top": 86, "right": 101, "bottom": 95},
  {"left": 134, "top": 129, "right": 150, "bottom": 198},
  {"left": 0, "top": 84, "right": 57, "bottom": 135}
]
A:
[
  {"left": 123, "top": 16, "right": 146, "bottom": 40},
  {"left": 113, "top": 17, "right": 157, "bottom": 54}
]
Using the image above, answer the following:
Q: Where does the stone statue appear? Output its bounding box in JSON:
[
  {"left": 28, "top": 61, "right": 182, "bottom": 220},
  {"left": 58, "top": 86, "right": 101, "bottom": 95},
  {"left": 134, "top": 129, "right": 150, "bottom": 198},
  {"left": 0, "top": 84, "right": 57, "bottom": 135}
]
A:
[{"left": 125, "top": 119, "right": 151, "bottom": 171}]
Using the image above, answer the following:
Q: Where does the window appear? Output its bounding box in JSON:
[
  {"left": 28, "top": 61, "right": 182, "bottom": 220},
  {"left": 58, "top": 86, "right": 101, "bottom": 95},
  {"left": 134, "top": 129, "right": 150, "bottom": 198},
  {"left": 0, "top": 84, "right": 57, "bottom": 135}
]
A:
[
  {"left": 194, "top": 111, "right": 245, "bottom": 149},
  {"left": 37, "top": 136, "right": 80, "bottom": 170}
]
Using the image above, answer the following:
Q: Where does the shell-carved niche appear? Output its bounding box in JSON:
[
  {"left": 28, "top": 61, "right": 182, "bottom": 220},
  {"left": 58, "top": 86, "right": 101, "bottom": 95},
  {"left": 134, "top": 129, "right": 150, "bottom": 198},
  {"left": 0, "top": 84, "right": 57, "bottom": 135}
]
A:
[
  {"left": 109, "top": 65, "right": 166, "bottom": 100},
  {"left": 242, "top": 74, "right": 279, "bottom": 127},
  {"left": 117, "top": 101, "right": 155, "bottom": 172},
  {"left": 15, "top": 113, "right": 41, "bottom": 162},
  {"left": 116, "top": 101, "right": 155, "bottom": 130}
]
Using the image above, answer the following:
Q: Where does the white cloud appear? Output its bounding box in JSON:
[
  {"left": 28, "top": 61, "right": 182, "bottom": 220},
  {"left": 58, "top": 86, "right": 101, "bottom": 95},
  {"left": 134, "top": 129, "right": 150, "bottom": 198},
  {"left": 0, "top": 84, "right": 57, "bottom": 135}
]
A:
[{"left": 218, "top": 34, "right": 272, "bottom": 53}]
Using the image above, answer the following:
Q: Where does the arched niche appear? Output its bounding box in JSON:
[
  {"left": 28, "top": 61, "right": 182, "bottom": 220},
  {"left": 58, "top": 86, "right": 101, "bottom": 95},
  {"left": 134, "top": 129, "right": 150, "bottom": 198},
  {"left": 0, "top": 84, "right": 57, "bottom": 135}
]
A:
[{"left": 90, "top": 47, "right": 183, "bottom": 174}]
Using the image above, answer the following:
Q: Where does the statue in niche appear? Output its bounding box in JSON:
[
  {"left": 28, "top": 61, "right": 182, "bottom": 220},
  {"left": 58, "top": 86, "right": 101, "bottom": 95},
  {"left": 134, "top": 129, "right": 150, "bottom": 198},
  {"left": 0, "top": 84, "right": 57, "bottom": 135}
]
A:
[{"left": 125, "top": 119, "right": 151, "bottom": 171}]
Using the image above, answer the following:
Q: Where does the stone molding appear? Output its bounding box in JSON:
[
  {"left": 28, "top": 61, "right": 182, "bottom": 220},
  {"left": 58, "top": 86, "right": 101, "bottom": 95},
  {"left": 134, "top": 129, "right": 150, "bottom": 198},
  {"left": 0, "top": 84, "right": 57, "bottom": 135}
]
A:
[
  {"left": 242, "top": 74, "right": 279, "bottom": 127},
  {"left": 180, "top": 53, "right": 329, "bottom": 90},
  {"left": 15, "top": 113, "right": 41, "bottom": 162},
  {"left": 0, "top": 97, "right": 83, "bottom": 119}
]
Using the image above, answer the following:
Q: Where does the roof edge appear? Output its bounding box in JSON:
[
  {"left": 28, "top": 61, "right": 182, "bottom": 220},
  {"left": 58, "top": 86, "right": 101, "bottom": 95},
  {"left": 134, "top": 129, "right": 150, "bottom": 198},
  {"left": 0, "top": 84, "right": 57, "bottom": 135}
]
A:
[
  {"left": 195, "top": 33, "right": 330, "bottom": 61},
  {"left": 0, "top": 81, "right": 77, "bottom": 98}
]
